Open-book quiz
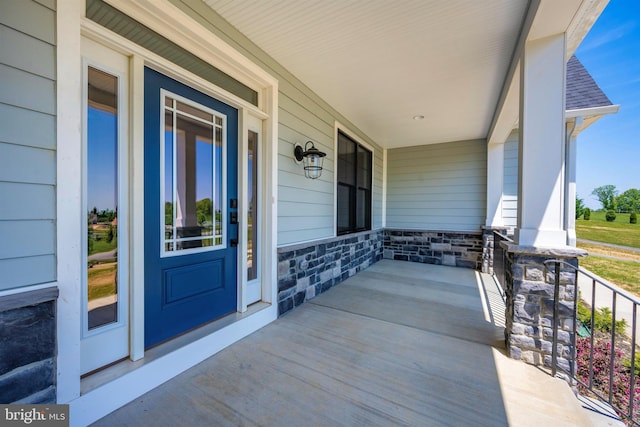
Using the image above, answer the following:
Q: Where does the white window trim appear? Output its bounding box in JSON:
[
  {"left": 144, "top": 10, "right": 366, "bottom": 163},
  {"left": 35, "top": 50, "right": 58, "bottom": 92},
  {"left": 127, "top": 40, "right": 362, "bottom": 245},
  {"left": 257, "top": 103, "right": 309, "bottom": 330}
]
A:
[
  {"left": 333, "top": 121, "right": 375, "bottom": 237},
  {"left": 58, "top": 1, "right": 279, "bottom": 420}
]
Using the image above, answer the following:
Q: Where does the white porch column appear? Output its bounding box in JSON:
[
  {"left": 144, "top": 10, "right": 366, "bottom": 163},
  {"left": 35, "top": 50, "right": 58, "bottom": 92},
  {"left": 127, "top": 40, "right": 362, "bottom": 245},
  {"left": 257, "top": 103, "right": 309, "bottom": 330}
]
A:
[
  {"left": 485, "top": 142, "right": 505, "bottom": 227},
  {"left": 564, "top": 117, "right": 582, "bottom": 247},
  {"left": 515, "top": 33, "right": 567, "bottom": 247}
]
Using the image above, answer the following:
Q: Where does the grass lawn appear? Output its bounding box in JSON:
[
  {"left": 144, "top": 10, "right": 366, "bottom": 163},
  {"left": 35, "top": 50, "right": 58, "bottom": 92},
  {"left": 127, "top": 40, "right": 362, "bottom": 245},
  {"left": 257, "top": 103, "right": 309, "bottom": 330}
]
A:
[
  {"left": 91, "top": 237, "right": 117, "bottom": 255},
  {"left": 579, "top": 255, "right": 640, "bottom": 296},
  {"left": 88, "top": 263, "right": 117, "bottom": 301},
  {"left": 576, "top": 211, "right": 640, "bottom": 296},
  {"left": 576, "top": 211, "right": 640, "bottom": 248}
]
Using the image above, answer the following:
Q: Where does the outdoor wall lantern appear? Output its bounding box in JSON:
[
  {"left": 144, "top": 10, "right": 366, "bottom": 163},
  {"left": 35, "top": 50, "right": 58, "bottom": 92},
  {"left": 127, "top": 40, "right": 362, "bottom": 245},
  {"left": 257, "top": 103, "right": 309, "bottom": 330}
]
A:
[{"left": 294, "top": 141, "right": 326, "bottom": 179}]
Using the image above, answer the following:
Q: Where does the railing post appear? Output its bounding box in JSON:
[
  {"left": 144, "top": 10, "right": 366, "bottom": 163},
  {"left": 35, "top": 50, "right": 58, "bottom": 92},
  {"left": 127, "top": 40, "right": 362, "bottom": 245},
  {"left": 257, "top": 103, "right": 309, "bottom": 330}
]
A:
[
  {"left": 552, "top": 261, "right": 560, "bottom": 377},
  {"left": 482, "top": 226, "right": 508, "bottom": 275},
  {"left": 491, "top": 231, "right": 512, "bottom": 292}
]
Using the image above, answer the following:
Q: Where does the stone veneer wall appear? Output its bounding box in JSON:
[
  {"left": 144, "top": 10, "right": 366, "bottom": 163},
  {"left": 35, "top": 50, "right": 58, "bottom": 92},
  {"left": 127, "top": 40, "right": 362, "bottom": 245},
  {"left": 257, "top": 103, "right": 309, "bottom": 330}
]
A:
[
  {"left": 383, "top": 229, "right": 483, "bottom": 269},
  {"left": 481, "top": 226, "right": 510, "bottom": 274},
  {"left": 503, "top": 244, "right": 584, "bottom": 373},
  {"left": 0, "top": 288, "right": 58, "bottom": 403},
  {"left": 277, "top": 230, "right": 383, "bottom": 315}
]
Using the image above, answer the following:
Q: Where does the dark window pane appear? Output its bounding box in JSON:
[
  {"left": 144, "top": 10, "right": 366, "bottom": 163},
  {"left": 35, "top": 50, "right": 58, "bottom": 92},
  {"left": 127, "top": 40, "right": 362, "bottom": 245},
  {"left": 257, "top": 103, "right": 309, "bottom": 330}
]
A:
[
  {"left": 337, "top": 133, "right": 356, "bottom": 185},
  {"left": 337, "top": 184, "right": 352, "bottom": 234},
  {"left": 358, "top": 147, "right": 372, "bottom": 190}
]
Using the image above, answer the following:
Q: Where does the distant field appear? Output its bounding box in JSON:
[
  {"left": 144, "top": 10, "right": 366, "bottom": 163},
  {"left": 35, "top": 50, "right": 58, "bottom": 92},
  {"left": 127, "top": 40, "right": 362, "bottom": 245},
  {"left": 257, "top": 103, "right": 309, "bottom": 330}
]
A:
[
  {"left": 579, "top": 256, "right": 640, "bottom": 295},
  {"left": 576, "top": 211, "right": 640, "bottom": 295},
  {"left": 576, "top": 211, "right": 640, "bottom": 248},
  {"left": 577, "top": 242, "right": 640, "bottom": 262}
]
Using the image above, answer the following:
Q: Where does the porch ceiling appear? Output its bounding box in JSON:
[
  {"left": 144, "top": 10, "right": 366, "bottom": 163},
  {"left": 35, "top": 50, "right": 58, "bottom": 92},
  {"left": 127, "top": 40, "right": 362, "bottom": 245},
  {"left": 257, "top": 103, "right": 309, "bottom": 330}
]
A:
[{"left": 204, "top": 0, "right": 529, "bottom": 149}]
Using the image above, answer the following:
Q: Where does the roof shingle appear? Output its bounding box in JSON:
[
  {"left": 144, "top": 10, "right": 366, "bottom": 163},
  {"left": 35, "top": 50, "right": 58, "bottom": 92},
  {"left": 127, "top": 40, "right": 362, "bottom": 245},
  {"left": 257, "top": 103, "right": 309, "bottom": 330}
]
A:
[{"left": 566, "top": 55, "right": 613, "bottom": 110}]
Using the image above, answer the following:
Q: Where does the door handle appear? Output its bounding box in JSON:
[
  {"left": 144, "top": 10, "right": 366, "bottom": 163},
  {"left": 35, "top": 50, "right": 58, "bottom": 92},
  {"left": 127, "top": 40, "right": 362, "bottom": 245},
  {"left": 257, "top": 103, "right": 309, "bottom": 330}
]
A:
[{"left": 230, "top": 238, "right": 238, "bottom": 247}]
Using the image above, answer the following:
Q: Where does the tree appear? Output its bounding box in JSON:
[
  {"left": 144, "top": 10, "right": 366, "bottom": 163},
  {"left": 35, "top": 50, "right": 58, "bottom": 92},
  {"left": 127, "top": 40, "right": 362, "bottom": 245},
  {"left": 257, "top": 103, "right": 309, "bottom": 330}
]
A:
[
  {"left": 592, "top": 185, "right": 618, "bottom": 210},
  {"left": 106, "top": 225, "right": 114, "bottom": 243},
  {"left": 575, "top": 197, "right": 586, "bottom": 219},
  {"left": 616, "top": 188, "right": 640, "bottom": 213},
  {"left": 196, "top": 198, "right": 213, "bottom": 225}
]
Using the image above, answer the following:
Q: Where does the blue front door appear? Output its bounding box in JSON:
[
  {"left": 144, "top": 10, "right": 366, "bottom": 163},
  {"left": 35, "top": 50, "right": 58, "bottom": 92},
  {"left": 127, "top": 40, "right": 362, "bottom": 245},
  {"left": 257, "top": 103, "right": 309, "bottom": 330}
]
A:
[{"left": 144, "top": 67, "right": 238, "bottom": 347}]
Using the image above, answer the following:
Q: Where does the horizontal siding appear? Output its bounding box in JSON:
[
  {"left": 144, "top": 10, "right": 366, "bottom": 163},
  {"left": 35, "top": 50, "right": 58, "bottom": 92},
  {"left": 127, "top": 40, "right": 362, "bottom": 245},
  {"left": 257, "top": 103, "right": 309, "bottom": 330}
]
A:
[
  {"left": 503, "top": 131, "right": 518, "bottom": 197},
  {"left": 34, "top": 0, "right": 56, "bottom": 10},
  {"left": 0, "top": 103, "right": 56, "bottom": 150},
  {"left": 173, "top": 0, "right": 384, "bottom": 246},
  {"left": 0, "top": 0, "right": 57, "bottom": 289},
  {"left": 0, "top": 220, "right": 55, "bottom": 259},
  {"left": 0, "top": 0, "right": 55, "bottom": 44},
  {"left": 372, "top": 148, "right": 383, "bottom": 230},
  {"left": 386, "top": 139, "right": 487, "bottom": 231},
  {"left": 0, "top": 255, "right": 56, "bottom": 291},
  {"left": 0, "top": 183, "right": 55, "bottom": 220},
  {"left": 279, "top": 185, "right": 333, "bottom": 205},
  {"left": 0, "top": 64, "right": 55, "bottom": 115},
  {"left": 0, "top": 25, "right": 55, "bottom": 80},
  {"left": 0, "top": 143, "right": 56, "bottom": 185},
  {"left": 503, "top": 130, "right": 518, "bottom": 232}
]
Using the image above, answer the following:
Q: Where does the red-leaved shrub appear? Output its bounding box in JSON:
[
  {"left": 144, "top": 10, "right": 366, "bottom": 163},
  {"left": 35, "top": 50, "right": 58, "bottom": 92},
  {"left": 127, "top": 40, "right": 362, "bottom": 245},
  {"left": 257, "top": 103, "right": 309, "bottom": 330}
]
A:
[{"left": 577, "top": 337, "right": 640, "bottom": 424}]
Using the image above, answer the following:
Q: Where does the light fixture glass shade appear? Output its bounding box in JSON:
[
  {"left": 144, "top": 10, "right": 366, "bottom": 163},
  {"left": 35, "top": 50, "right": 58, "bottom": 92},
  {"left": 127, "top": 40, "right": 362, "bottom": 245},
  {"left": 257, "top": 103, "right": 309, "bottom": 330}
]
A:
[
  {"left": 304, "top": 153, "right": 323, "bottom": 179},
  {"left": 294, "top": 141, "right": 326, "bottom": 179}
]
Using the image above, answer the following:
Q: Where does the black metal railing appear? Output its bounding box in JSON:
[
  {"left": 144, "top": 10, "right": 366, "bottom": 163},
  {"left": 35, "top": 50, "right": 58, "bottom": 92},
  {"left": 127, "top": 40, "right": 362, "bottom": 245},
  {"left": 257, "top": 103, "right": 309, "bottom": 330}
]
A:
[
  {"left": 545, "top": 259, "right": 640, "bottom": 426},
  {"left": 492, "top": 231, "right": 512, "bottom": 291}
]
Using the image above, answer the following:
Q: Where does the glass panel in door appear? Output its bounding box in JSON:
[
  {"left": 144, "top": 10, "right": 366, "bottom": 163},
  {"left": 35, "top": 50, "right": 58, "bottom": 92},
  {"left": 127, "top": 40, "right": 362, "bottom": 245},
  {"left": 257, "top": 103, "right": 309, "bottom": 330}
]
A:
[
  {"left": 247, "top": 130, "right": 258, "bottom": 282},
  {"left": 87, "top": 67, "right": 119, "bottom": 330}
]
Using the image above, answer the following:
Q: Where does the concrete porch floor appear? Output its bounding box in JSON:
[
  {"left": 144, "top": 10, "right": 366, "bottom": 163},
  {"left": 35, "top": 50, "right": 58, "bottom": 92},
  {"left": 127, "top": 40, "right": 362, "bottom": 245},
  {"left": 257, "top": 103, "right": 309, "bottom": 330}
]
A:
[{"left": 93, "top": 260, "right": 600, "bottom": 426}]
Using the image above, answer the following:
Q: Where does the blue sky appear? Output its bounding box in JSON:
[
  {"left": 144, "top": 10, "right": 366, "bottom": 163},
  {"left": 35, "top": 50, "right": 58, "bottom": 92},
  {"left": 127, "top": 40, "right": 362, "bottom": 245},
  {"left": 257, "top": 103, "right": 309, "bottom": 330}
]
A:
[
  {"left": 87, "top": 107, "right": 117, "bottom": 212},
  {"left": 575, "top": 0, "right": 640, "bottom": 209}
]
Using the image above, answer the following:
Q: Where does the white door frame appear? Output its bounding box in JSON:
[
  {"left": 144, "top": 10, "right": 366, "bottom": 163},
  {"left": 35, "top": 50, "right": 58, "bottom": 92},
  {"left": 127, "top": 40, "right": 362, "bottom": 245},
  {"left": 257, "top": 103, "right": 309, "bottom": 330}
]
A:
[{"left": 57, "top": 0, "right": 279, "bottom": 416}]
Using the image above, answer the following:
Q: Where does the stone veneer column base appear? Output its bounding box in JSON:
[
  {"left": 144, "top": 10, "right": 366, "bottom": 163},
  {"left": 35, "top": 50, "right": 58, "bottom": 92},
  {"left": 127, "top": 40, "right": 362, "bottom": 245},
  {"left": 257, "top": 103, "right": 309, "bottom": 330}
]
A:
[
  {"left": 0, "top": 287, "right": 58, "bottom": 403},
  {"left": 481, "top": 226, "right": 509, "bottom": 274},
  {"left": 502, "top": 243, "right": 586, "bottom": 372}
]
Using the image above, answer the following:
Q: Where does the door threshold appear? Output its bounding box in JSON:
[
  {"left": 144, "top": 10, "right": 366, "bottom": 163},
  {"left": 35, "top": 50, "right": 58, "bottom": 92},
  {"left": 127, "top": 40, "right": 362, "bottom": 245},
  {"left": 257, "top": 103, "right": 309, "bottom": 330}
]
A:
[{"left": 80, "top": 301, "right": 271, "bottom": 394}]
